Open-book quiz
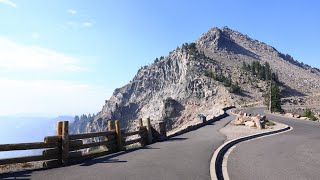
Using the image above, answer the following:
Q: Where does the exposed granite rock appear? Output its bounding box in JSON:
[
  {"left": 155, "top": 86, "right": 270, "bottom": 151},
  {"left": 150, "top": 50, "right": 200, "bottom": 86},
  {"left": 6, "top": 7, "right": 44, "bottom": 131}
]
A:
[
  {"left": 71, "top": 26, "right": 320, "bottom": 135},
  {"left": 233, "top": 111, "right": 266, "bottom": 129}
]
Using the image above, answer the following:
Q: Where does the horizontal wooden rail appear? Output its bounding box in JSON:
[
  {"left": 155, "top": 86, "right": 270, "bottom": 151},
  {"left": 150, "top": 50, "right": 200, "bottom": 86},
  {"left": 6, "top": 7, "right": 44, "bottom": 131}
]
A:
[
  {"left": 106, "top": 135, "right": 116, "bottom": 140},
  {"left": 44, "top": 136, "right": 61, "bottom": 143},
  {"left": 124, "top": 138, "right": 142, "bottom": 146},
  {"left": 123, "top": 129, "right": 147, "bottom": 137},
  {"left": 69, "top": 130, "right": 116, "bottom": 140},
  {"left": 70, "top": 140, "right": 117, "bottom": 151},
  {"left": 69, "top": 140, "right": 83, "bottom": 147},
  {"left": 0, "top": 142, "right": 59, "bottom": 152},
  {"left": 0, "top": 154, "right": 60, "bottom": 165},
  {"left": 0, "top": 118, "right": 154, "bottom": 168},
  {"left": 42, "top": 148, "right": 61, "bottom": 156},
  {"left": 69, "top": 151, "right": 82, "bottom": 158}
]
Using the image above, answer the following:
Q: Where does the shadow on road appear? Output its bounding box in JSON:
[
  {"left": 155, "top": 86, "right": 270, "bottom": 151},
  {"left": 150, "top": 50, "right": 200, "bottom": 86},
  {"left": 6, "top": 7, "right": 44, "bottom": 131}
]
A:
[
  {"left": 166, "top": 137, "right": 188, "bottom": 142},
  {"left": 0, "top": 170, "right": 32, "bottom": 180},
  {"left": 79, "top": 138, "right": 189, "bottom": 166},
  {"left": 80, "top": 158, "right": 127, "bottom": 166},
  {"left": 79, "top": 146, "right": 159, "bottom": 166}
]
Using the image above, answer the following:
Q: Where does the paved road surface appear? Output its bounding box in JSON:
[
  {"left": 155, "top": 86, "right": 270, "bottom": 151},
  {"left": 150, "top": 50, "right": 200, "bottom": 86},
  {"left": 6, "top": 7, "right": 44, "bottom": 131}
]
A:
[
  {"left": 228, "top": 107, "right": 320, "bottom": 180},
  {"left": 1, "top": 114, "right": 235, "bottom": 180}
]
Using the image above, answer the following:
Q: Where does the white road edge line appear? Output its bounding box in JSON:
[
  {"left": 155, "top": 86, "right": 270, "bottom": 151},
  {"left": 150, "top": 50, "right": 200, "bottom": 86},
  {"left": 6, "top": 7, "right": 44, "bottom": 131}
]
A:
[{"left": 210, "top": 125, "right": 293, "bottom": 180}]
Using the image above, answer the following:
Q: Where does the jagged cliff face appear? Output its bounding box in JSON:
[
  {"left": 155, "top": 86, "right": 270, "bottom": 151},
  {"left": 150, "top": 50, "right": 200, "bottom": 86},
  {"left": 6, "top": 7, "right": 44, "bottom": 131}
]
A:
[
  {"left": 71, "top": 27, "right": 320, "bottom": 134},
  {"left": 94, "top": 47, "right": 229, "bottom": 132}
]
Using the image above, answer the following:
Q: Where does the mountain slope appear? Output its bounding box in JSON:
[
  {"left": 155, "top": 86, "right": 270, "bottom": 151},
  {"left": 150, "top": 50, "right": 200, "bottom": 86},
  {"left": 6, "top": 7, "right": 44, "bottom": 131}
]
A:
[
  {"left": 197, "top": 27, "right": 320, "bottom": 95},
  {"left": 71, "top": 27, "right": 320, "bottom": 135}
]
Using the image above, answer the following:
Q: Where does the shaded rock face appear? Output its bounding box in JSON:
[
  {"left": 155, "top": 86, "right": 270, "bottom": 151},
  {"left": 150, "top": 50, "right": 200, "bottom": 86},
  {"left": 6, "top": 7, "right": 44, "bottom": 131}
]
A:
[
  {"left": 71, "top": 26, "right": 320, "bottom": 135},
  {"left": 162, "top": 97, "right": 185, "bottom": 129}
]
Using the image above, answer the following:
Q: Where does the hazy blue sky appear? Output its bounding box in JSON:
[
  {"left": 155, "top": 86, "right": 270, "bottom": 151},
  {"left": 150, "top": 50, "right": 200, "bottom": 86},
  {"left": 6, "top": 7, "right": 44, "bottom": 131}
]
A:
[{"left": 0, "top": 0, "right": 319, "bottom": 116}]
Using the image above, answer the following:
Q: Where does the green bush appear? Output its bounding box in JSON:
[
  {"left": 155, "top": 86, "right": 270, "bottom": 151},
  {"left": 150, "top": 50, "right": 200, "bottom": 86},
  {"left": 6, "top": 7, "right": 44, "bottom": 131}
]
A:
[
  {"left": 204, "top": 70, "right": 215, "bottom": 78},
  {"left": 303, "top": 109, "right": 318, "bottom": 121},
  {"left": 229, "top": 84, "right": 241, "bottom": 93},
  {"left": 223, "top": 77, "right": 232, "bottom": 87},
  {"left": 265, "top": 120, "right": 276, "bottom": 126}
]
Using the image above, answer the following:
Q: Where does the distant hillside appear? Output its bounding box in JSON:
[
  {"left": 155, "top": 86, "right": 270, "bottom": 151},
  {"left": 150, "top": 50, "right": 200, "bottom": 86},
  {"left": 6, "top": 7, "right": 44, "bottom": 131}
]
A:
[{"left": 71, "top": 26, "right": 320, "bottom": 135}]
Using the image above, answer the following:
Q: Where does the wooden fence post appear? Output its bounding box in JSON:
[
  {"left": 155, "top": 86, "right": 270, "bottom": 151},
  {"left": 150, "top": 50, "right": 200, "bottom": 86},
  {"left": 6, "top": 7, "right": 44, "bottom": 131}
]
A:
[
  {"left": 159, "top": 122, "right": 167, "bottom": 138},
  {"left": 57, "top": 121, "right": 63, "bottom": 136},
  {"left": 138, "top": 118, "right": 143, "bottom": 128},
  {"left": 108, "top": 120, "right": 115, "bottom": 130},
  {"left": 137, "top": 118, "right": 146, "bottom": 146},
  {"left": 104, "top": 120, "right": 114, "bottom": 151},
  {"left": 61, "top": 121, "right": 69, "bottom": 166},
  {"left": 56, "top": 121, "right": 63, "bottom": 166},
  {"left": 115, "top": 120, "right": 122, "bottom": 151},
  {"left": 146, "top": 118, "right": 153, "bottom": 144}
]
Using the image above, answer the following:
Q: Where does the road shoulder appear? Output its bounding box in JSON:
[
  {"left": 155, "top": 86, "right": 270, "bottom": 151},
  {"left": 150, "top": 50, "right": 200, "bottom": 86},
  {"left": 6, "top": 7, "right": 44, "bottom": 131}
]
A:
[{"left": 210, "top": 112, "right": 291, "bottom": 180}]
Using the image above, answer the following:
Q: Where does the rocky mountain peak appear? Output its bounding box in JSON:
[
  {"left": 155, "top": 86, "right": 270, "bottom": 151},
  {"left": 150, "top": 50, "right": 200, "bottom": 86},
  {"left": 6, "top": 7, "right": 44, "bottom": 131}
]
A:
[
  {"left": 196, "top": 27, "right": 228, "bottom": 50},
  {"left": 71, "top": 26, "right": 320, "bottom": 138},
  {"left": 197, "top": 27, "right": 260, "bottom": 60}
]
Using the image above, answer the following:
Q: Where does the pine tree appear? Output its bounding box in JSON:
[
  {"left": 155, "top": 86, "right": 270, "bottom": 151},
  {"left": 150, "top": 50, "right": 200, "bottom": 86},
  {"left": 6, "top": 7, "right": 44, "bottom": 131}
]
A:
[
  {"left": 259, "top": 65, "right": 266, "bottom": 80},
  {"left": 80, "top": 114, "right": 88, "bottom": 122},
  {"left": 251, "top": 61, "right": 256, "bottom": 75},
  {"left": 265, "top": 62, "right": 271, "bottom": 80},
  {"left": 271, "top": 72, "right": 279, "bottom": 83},
  {"left": 74, "top": 115, "right": 80, "bottom": 122},
  {"left": 242, "top": 62, "right": 248, "bottom": 71},
  {"left": 271, "top": 84, "right": 282, "bottom": 112},
  {"left": 265, "top": 84, "right": 283, "bottom": 112}
]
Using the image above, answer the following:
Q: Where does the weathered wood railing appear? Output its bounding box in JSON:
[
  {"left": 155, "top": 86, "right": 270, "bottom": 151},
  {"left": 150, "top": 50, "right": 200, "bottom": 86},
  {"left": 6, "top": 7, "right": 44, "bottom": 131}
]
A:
[
  {"left": 0, "top": 141, "right": 60, "bottom": 165},
  {"left": 0, "top": 118, "right": 155, "bottom": 169}
]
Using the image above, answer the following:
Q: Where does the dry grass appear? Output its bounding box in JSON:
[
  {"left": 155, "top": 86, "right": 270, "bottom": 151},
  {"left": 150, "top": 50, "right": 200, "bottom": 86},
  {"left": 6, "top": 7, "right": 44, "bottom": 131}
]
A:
[{"left": 0, "top": 162, "right": 42, "bottom": 174}]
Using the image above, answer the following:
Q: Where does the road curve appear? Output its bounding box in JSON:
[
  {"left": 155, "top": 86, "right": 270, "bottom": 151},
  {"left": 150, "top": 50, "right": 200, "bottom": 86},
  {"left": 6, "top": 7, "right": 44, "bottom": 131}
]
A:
[
  {"left": 228, "top": 107, "right": 320, "bottom": 180},
  {"left": 1, "top": 113, "right": 235, "bottom": 180}
]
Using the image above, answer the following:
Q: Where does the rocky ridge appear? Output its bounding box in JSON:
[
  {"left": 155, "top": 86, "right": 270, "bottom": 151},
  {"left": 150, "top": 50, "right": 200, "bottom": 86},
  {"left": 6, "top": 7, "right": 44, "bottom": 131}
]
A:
[{"left": 71, "top": 26, "right": 320, "bottom": 136}]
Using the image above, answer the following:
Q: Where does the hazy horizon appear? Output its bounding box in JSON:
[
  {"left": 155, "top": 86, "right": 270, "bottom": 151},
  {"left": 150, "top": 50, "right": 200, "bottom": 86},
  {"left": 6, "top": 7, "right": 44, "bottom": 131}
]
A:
[{"left": 0, "top": 115, "right": 74, "bottom": 158}]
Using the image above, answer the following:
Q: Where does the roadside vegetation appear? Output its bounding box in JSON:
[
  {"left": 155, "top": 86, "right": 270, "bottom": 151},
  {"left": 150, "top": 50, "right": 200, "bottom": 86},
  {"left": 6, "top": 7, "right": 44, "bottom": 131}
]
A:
[
  {"left": 303, "top": 109, "right": 318, "bottom": 121},
  {"left": 266, "top": 84, "right": 283, "bottom": 112},
  {"left": 265, "top": 120, "right": 276, "bottom": 126}
]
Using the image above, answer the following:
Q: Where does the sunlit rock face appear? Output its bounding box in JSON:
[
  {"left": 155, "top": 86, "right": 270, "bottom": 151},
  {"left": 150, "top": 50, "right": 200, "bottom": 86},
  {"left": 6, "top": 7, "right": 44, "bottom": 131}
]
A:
[{"left": 71, "top": 27, "right": 320, "bottom": 135}]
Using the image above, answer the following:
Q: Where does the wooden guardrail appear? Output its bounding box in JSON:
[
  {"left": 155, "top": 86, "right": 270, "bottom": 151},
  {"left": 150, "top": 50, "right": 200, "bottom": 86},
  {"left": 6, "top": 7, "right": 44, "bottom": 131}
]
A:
[
  {"left": 0, "top": 108, "right": 233, "bottom": 171},
  {"left": 0, "top": 118, "right": 153, "bottom": 169}
]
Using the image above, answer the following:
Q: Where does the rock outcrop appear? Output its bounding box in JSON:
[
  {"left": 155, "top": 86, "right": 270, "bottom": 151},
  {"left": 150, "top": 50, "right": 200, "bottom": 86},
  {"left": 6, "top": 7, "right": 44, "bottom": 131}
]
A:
[
  {"left": 71, "top": 26, "right": 320, "bottom": 135},
  {"left": 232, "top": 111, "right": 266, "bottom": 129}
]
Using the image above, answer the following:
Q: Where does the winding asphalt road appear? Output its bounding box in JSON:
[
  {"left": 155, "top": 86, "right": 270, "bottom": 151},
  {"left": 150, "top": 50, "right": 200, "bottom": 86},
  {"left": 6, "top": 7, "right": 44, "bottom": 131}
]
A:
[
  {"left": 228, "top": 107, "right": 320, "bottom": 180},
  {"left": 1, "top": 114, "right": 235, "bottom": 180}
]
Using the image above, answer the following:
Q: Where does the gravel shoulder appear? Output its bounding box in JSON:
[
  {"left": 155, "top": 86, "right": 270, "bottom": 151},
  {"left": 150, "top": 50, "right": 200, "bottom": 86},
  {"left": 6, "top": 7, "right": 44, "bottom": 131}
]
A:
[{"left": 0, "top": 162, "right": 42, "bottom": 174}]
